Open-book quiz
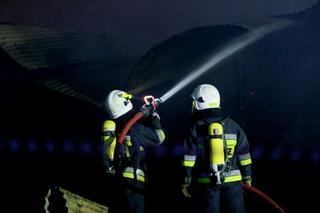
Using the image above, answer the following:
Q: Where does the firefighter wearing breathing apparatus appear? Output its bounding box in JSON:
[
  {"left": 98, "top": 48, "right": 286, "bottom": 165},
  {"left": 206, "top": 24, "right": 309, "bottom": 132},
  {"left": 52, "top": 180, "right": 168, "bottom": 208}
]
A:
[
  {"left": 181, "top": 84, "right": 252, "bottom": 213},
  {"left": 102, "top": 89, "right": 165, "bottom": 213}
]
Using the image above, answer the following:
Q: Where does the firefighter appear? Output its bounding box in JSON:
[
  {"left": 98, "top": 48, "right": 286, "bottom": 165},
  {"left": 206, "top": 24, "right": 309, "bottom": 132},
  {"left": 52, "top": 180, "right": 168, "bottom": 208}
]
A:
[
  {"left": 181, "top": 84, "right": 252, "bottom": 213},
  {"left": 102, "top": 89, "right": 165, "bottom": 213}
]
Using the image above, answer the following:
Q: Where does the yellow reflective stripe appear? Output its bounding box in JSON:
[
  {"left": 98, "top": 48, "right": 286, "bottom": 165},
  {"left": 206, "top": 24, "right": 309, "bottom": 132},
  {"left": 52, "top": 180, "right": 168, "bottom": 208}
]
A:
[
  {"left": 122, "top": 172, "right": 145, "bottom": 182},
  {"left": 155, "top": 129, "right": 165, "bottom": 143},
  {"left": 125, "top": 140, "right": 132, "bottom": 146},
  {"left": 103, "top": 120, "right": 116, "bottom": 131},
  {"left": 119, "top": 93, "right": 133, "bottom": 100},
  {"left": 224, "top": 174, "right": 242, "bottom": 182},
  {"left": 197, "top": 175, "right": 242, "bottom": 183},
  {"left": 182, "top": 160, "right": 195, "bottom": 167},
  {"left": 198, "top": 178, "right": 211, "bottom": 183},
  {"left": 103, "top": 135, "right": 114, "bottom": 143},
  {"left": 125, "top": 146, "right": 130, "bottom": 157},
  {"left": 208, "top": 102, "right": 219, "bottom": 107},
  {"left": 106, "top": 138, "right": 116, "bottom": 160},
  {"left": 103, "top": 135, "right": 111, "bottom": 141},
  {"left": 226, "top": 139, "right": 237, "bottom": 146},
  {"left": 226, "top": 140, "right": 237, "bottom": 158},
  {"left": 239, "top": 158, "right": 252, "bottom": 166},
  {"left": 124, "top": 137, "right": 132, "bottom": 157}
]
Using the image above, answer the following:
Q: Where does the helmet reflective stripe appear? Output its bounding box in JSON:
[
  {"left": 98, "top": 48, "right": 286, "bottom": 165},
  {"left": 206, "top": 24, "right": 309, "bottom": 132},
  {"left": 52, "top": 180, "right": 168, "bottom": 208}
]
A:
[
  {"left": 191, "top": 84, "right": 220, "bottom": 110},
  {"left": 105, "top": 90, "right": 133, "bottom": 119},
  {"left": 119, "top": 93, "right": 133, "bottom": 100}
]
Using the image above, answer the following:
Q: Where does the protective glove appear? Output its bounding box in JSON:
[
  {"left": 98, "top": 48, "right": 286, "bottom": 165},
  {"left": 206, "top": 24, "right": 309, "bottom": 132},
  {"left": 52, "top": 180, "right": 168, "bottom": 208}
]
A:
[
  {"left": 105, "top": 159, "right": 116, "bottom": 177},
  {"left": 149, "top": 112, "right": 162, "bottom": 129},
  {"left": 181, "top": 176, "right": 192, "bottom": 198},
  {"left": 242, "top": 176, "right": 252, "bottom": 186},
  {"left": 182, "top": 184, "right": 191, "bottom": 198},
  {"left": 140, "top": 103, "right": 154, "bottom": 117},
  {"left": 106, "top": 166, "right": 115, "bottom": 176}
]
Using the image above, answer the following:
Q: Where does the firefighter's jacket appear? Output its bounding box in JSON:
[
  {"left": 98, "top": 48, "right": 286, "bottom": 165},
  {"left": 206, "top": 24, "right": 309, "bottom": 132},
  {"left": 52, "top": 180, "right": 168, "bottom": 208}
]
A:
[
  {"left": 182, "top": 108, "right": 252, "bottom": 185},
  {"left": 102, "top": 115, "right": 165, "bottom": 189}
]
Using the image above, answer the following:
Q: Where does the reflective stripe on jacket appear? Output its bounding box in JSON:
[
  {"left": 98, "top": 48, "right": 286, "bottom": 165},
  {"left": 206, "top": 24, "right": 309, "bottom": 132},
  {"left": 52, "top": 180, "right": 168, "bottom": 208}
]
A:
[{"left": 182, "top": 108, "right": 252, "bottom": 184}]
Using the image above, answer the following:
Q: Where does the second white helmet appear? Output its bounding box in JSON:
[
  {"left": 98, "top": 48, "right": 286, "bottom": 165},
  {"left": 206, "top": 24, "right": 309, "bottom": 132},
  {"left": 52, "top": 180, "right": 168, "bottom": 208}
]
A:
[
  {"left": 191, "top": 84, "right": 220, "bottom": 110},
  {"left": 105, "top": 90, "right": 133, "bottom": 119}
]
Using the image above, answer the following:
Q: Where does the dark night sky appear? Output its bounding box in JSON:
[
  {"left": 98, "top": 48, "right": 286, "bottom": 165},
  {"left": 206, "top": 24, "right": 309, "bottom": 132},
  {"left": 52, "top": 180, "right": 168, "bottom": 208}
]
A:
[
  {"left": 1, "top": 1, "right": 320, "bottom": 212},
  {"left": 0, "top": 0, "right": 317, "bottom": 42}
]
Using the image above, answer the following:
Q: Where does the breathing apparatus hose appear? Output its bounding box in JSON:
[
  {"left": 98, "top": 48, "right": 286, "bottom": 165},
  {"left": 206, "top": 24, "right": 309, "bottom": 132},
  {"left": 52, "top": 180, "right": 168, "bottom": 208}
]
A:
[{"left": 242, "top": 184, "right": 285, "bottom": 213}]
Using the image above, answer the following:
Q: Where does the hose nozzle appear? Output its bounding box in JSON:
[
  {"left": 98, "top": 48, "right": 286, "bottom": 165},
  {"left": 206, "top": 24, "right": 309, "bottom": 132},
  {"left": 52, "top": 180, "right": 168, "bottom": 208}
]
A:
[
  {"left": 141, "top": 95, "right": 162, "bottom": 116},
  {"left": 154, "top": 98, "right": 162, "bottom": 106}
]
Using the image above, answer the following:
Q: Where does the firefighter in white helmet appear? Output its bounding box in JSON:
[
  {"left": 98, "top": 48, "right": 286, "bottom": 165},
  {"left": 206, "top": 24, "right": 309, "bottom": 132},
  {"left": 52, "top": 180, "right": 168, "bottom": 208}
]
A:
[
  {"left": 181, "top": 84, "right": 252, "bottom": 213},
  {"left": 102, "top": 89, "right": 165, "bottom": 213}
]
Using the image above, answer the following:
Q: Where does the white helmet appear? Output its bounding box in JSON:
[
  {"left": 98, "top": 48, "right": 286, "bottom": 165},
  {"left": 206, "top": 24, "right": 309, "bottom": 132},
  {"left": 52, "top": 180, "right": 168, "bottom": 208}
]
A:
[
  {"left": 191, "top": 84, "right": 220, "bottom": 110},
  {"left": 105, "top": 90, "right": 133, "bottom": 119}
]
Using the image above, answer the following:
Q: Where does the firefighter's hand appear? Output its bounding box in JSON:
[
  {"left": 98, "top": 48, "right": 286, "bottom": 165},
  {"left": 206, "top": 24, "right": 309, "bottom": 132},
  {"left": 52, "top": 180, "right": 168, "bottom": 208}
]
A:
[
  {"left": 141, "top": 103, "right": 154, "bottom": 117},
  {"left": 243, "top": 176, "right": 252, "bottom": 186},
  {"left": 106, "top": 166, "right": 115, "bottom": 176},
  {"left": 149, "top": 112, "right": 161, "bottom": 129},
  {"left": 181, "top": 184, "right": 191, "bottom": 198},
  {"left": 244, "top": 181, "right": 251, "bottom": 186}
]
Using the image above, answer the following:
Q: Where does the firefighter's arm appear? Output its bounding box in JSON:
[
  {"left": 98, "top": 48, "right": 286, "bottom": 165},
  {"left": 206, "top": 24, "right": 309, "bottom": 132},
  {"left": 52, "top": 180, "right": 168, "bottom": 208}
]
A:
[
  {"left": 236, "top": 126, "right": 253, "bottom": 186},
  {"left": 136, "top": 112, "right": 165, "bottom": 147},
  {"left": 181, "top": 125, "right": 198, "bottom": 198},
  {"left": 148, "top": 111, "right": 165, "bottom": 144}
]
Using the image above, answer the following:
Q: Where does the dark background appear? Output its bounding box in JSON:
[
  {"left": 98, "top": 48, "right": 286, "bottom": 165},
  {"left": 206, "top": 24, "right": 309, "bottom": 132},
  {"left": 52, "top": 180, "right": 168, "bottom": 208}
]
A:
[
  {"left": 0, "top": 0, "right": 317, "bottom": 42},
  {"left": 1, "top": 1, "right": 319, "bottom": 212}
]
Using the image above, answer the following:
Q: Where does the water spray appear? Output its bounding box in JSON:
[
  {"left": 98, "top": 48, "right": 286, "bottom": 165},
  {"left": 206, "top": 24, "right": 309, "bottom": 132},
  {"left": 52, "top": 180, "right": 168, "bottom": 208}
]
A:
[
  {"left": 159, "top": 20, "right": 292, "bottom": 103},
  {"left": 116, "top": 21, "right": 291, "bottom": 212},
  {"left": 119, "top": 20, "right": 292, "bottom": 145},
  {"left": 117, "top": 22, "right": 290, "bottom": 211}
]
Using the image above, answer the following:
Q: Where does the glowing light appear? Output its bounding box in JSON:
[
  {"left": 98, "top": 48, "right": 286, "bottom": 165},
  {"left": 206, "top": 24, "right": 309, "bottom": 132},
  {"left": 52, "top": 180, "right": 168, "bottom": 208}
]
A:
[
  {"left": 290, "top": 148, "right": 302, "bottom": 162},
  {"left": 45, "top": 141, "right": 55, "bottom": 153},
  {"left": 27, "top": 140, "right": 38, "bottom": 152},
  {"left": 80, "top": 142, "right": 93, "bottom": 155},
  {"left": 9, "top": 139, "right": 19, "bottom": 152},
  {"left": 63, "top": 140, "right": 75, "bottom": 153},
  {"left": 310, "top": 149, "right": 320, "bottom": 164},
  {"left": 270, "top": 147, "right": 282, "bottom": 161}
]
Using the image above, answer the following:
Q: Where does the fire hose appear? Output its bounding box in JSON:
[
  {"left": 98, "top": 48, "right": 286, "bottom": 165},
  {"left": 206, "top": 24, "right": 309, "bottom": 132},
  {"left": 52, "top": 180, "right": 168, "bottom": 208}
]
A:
[
  {"left": 242, "top": 184, "right": 285, "bottom": 213},
  {"left": 117, "top": 95, "right": 161, "bottom": 145},
  {"left": 117, "top": 95, "right": 285, "bottom": 213}
]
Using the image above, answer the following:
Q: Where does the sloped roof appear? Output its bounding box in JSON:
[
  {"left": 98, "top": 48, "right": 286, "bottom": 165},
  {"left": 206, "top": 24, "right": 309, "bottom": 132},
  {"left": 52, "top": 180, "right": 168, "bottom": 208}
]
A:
[
  {"left": 275, "top": 1, "right": 320, "bottom": 23},
  {"left": 0, "top": 24, "right": 149, "bottom": 70},
  {"left": 0, "top": 23, "right": 152, "bottom": 110}
]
